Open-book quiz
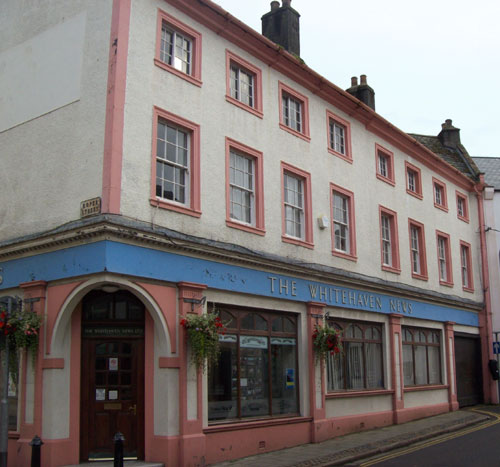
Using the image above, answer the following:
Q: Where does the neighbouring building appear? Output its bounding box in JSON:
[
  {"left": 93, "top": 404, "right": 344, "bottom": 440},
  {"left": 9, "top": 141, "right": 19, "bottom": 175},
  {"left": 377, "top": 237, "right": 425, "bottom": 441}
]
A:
[{"left": 0, "top": 0, "right": 496, "bottom": 465}]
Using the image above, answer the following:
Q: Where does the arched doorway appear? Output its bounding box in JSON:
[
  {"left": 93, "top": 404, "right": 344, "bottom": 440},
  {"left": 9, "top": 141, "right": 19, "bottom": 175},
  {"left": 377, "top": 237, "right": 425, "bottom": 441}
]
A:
[{"left": 80, "top": 289, "right": 145, "bottom": 461}]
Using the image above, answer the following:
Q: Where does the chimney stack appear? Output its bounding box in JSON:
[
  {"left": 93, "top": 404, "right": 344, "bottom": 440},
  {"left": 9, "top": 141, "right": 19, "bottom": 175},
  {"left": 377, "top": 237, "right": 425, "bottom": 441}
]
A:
[
  {"left": 437, "top": 119, "right": 461, "bottom": 148},
  {"left": 262, "top": 1, "right": 301, "bottom": 57},
  {"left": 346, "top": 75, "right": 375, "bottom": 111}
]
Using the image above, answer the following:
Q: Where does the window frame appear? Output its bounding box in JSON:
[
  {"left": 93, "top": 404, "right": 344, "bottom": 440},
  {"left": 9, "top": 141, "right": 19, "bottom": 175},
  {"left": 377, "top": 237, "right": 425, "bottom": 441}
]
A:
[
  {"left": 154, "top": 9, "right": 202, "bottom": 87},
  {"left": 330, "top": 183, "right": 357, "bottom": 261},
  {"left": 408, "top": 218, "right": 428, "bottom": 281},
  {"left": 379, "top": 206, "right": 401, "bottom": 273},
  {"left": 326, "top": 110, "right": 352, "bottom": 163},
  {"left": 402, "top": 327, "right": 442, "bottom": 387},
  {"left": 375, "top": 144, "right": 395, "bottom": 186},
  {"left": 436, "top": 231, "right": 453, "bottom": 286},
  {"left": 281, "top": 162, "right": 313, "bottom": 249},
  {"left": 225, "top": 50, "right": 263, "bottom": 118},
  {"left": 460, "top": 240, "right": 474, "bottom": 292},
  {"left": 278, "top": 81, "right": 310, "bottom": 142},
  {"left": 326, "top": 319, "right": 385, "bottom": 392},
  {"left": 405, "top": 161, "right": 423, "bottom": 199},
  {"left": 456, "top": 191, "right": 470, "bottom": 223},
  {"left": 225, "top": 137, "right": 265, "bottom": 235},
  {"left": 150, "top": 106, "right": 201, "bottom": 217},
  {"left": 433, "top": 177, "right": 448, "bottom": 212},
  {"left": 207, "top": 305, "right": 299, "bottom": 423}
]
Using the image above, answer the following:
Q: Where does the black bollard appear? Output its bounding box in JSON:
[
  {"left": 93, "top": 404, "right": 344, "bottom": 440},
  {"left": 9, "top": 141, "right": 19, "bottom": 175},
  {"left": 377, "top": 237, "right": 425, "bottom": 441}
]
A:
[
  {"left": 113, "top": 432, "right": 125, "bottom": 467},
  {"left": 29, "top": 435, "right": 43, "bottom": 467}
]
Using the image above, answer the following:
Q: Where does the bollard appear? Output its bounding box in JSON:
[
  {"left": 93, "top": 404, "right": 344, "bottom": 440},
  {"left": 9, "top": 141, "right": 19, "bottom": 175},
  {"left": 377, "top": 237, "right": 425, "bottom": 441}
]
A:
[
  {"left": 29, "top": 435, "right": 43, "bottom": 467},
  {"left": 113, "top": 432, "right": 125, "bottom": 467}
]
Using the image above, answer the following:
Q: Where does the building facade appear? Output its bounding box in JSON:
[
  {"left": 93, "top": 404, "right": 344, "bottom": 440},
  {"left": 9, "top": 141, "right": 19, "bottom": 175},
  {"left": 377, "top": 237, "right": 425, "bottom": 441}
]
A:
[{"left": 0, "top": 0, "right": 496, "bottom": 465}]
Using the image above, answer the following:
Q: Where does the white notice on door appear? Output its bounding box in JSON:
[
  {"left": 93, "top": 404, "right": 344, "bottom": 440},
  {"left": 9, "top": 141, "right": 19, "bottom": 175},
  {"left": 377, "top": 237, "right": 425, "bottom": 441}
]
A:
[
  {"left": 96, "top": 388, "right": 105, "bottom": 401},
  {"left": 109, "top": 357, "right": 118, "bottom": 371}
]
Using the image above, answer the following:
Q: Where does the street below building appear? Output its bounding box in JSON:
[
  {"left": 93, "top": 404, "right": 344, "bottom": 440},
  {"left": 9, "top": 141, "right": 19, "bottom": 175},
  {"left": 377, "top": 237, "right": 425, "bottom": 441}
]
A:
[{"left": 355, "top": 407, "right": 500, "bottom": 467}]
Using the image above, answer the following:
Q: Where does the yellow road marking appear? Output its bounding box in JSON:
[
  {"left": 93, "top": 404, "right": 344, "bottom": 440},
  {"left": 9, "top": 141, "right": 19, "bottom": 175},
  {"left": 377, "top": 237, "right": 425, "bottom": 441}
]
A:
[{"left": 359, "top": 408, "right": 500, "bottom": 466}]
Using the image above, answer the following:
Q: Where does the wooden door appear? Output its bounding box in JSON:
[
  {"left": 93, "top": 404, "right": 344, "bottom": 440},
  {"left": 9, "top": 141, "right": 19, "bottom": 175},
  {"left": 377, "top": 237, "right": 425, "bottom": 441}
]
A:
[{"left": 455, "top": 333, "right": 483, "bottom": 407}]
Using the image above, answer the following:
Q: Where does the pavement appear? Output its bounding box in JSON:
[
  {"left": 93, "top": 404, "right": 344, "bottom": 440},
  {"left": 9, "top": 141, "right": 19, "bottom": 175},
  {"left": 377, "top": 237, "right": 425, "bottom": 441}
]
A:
[{"left": 211, "top": 406, "right": 495, "bottom": 466}]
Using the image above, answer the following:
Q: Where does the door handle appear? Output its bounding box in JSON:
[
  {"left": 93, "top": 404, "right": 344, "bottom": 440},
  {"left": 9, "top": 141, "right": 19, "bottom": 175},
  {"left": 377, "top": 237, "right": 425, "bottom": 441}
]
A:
[{"left": 129, "top": 404, "right": 137, "bottom": 415}]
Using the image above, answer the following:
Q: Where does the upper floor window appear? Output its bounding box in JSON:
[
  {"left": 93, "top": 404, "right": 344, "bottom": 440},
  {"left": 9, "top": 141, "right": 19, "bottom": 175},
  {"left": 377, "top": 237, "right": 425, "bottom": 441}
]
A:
[
  {"left": 375, "top": 144, "right": 395, "bottom": 186},
  {"left": 331, "top": 184, "right": 356, "bottom": 260},
  {"left": 155, "top": 9, "right": 202, "bottom": 86},
  {"left": 278, "top": 82, "right": 310, "bottom": 141},
  {"left": 436, "top": 231, "right": 453, "bottom": 286},
  {"left": 327, "top": 111, "right": 352, "bottom": 162},
  {"left": 405, "top": 161, "right": 422, "bottom": 199},
  {"left": 151, "top": 106, "right": 201, "bottom": 217},
  {"left": 379, "top": 206, "right": 400, "bottom": 273},
  {"left": 225, "top": 138, "right": 265, "bottom": 235},
  {"left": 460, "top": 241, "right": 474, "bottom": 292},
  {"left": 433, "top": 178, "right": 448, "bottom": 212},
  {"left": 402, "top": 327, "right": 441, "bottom": 386},
  {"left": 456, "top": 191, "right": 469, "bottom": 222},
  {"left": 281, "top": 162, "right": 313, "bottom": 248},
  {"left": 327, "top": 320, "right": 384, "bottom": 391},
  {"left": 225, "top": 50, "right": 263, "bottom": 117},
  {"left": 409, "top": 219, "right": 428, "bottom": 280}
]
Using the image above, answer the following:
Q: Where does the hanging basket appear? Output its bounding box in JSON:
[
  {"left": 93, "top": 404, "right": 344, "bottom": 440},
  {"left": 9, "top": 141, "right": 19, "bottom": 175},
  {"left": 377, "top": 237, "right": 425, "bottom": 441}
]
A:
[{"left": 312, "top": 323, "right": 342, "bottom": 362}]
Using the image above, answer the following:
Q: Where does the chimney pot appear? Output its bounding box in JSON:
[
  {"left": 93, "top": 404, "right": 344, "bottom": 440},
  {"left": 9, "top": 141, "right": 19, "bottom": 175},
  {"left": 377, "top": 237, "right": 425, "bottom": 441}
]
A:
[
  {"left": 438, "top": 119, "right": 461, "bottom": 148},
  {"left": 346, "top": 73, "right": 375, "bottom": 111},
  {"left": 282, "top": 0, "right": 291, "bottom": 6},
  {"left": 360, "top": 74, "right": 367, "bottom": 85},
  {"left": 270, "top": 1, "right": 279, "bottom": 11},
  {"left": 351, "top": 76, "right": 358, "bottom": 87}
]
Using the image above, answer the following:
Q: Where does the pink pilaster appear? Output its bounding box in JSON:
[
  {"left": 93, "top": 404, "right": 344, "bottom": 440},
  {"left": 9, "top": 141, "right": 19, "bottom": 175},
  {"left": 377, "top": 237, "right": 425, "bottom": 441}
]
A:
[
  {"left": 444, "top": 321, "right": 459, "bottom": 410},
  {"left": 389, "top": 314, "right": 404, "bottom": 423}
]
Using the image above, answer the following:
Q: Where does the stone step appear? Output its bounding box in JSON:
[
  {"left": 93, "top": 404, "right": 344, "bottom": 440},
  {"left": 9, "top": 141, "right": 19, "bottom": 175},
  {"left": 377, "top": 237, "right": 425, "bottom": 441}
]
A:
[{"left": 64, "top": 462, "right": 164, "bottom": 467}]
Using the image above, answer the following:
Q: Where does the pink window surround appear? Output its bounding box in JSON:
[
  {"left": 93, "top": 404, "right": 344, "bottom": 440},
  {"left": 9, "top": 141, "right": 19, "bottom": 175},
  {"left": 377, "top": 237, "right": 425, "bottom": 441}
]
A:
[
  {"left": 330, "top": 183, "right": 357, "bottom": 261},
  {"left": 326, "top": 110, "right": 352, "bottom": 163},
  {"left": 405, "top": 161, "right": 423, "bottom": 199},
  {"left": 408, "top": 218, "right": 428, "bottom": 281},
  {"left": 281, "top": 161, "right": 314, "bottom": 249},
  {"left": 278, "top": 81, "right": 310, "bottom": 142},
  {"left": 150, "top": 106, "right": 201, "bottom": 217},
  {"left": 436, "top": 230, "right": 453, "bottom": 287},
  {"left": 455, "top": 191, "right": 470, "bottom": 223},
  {"left": 375, "top": 143, "right": 395, "bottom": 186},
  {"left": 154, "top": 9, "right": 202, "bottom": 87},
  {"left": 225, "top": 50, "right": 263, "bottom": 118},
  {"left": 225, "top": 137, "right": 265, "bottom": 235},
  {"left": 379, "top": 205, "right": 401, "bottom": 274},
  {"left": 433, "top": 177, "right": 448, "bottom": 212},
  {"left": 460, "top": 240, "right": 474, "bottom": 292}
]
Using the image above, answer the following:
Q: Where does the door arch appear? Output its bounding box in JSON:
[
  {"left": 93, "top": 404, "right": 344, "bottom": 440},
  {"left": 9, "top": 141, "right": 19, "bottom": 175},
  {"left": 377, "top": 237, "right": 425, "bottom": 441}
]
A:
[{"left": 80, "top": 289, "right": 145, "bottom": 461}]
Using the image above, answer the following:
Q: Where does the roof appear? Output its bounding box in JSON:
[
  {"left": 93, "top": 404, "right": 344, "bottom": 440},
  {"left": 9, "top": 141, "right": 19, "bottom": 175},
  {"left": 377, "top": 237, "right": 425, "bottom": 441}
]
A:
[
  {"left": 408, "top": 133, "right": 481, "bottom": 182},
  {"left": 473, "top": 157, "right": 500, "bottom": 189}
]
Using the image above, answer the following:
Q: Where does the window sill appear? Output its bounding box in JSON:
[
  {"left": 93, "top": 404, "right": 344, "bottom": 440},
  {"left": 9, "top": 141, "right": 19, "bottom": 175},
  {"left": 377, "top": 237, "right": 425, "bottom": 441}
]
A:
[
  {"left": 226, "top": 219, "right": 265, "bottom": 236},
  {"left": 332, "top": 250, "right": 357, "bottom": 262},
  {"left": 225, "top": 95, "right": 263, "bottom": 118},
  {"left": 279, "top": 123, "right": 311, "bottom": 142},
  {"left": 382, "top": 264, "right": 401, "bottom": 274},
  {"left": 457, "top": 215, "right": 470, "bottom": 223},
  {"left": 326, "top": 389, "right": 393, "bottom": 399},
  {"left": 154, "top": 58, "right": 202, "bottom": 87},
  {"left": 462, "top": 286, "right": 475, "bottom": 293},
  {"left": 204, "top": 415, "right": 309, "bottom": 433},
  {"left": 434, "top": 203, "right": 449, "bottom": 213},
  {"left": 404, "top": 384, "right": 447, "bottom": 392},
  {"left": 327, "top": 147, "right": 352, "bottom": 164},
  {"left": 406, "top": 189, "right": 423, "bottom": 200},
  {"left": 411, "top": 272, "right": 428, "bottom": 281},
  {"left": 150, "top": 197, "right": 201, "bottom": 218},
  {"left": 282, "top": 235, "right": 314, "bottom": 249},
  {"left": 439, "top": 280, "right": 454, "bottom": 288},
  {"left": 376, "top": 173, "right": 395, "bottom": 186},
  {"left": 8, "top": 431, "right": 20, "bottom": 439}
]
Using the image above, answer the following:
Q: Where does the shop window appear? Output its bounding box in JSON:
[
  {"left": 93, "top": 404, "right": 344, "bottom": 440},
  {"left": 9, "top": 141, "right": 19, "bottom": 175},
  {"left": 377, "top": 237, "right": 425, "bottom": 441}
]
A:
[
  {"left": 208, "top": 306, "right": 298, "bottom": 423},
  {"left": 327, "top": 320, "right": 384, "bottom": 391},
  {"left": 402, "top": 327, "right": 441, "bottom": 386}
]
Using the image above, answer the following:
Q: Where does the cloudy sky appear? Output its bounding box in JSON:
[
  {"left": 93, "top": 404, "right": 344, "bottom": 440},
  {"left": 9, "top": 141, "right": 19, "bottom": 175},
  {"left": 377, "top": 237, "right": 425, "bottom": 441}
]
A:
[{"left": 213, "top": 0, "right": 500, "bottom": 157}]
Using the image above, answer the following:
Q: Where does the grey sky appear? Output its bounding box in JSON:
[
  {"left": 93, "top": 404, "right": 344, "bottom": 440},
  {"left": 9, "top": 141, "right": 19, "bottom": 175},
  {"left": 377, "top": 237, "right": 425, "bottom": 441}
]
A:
[{"left": 213, "top": 0, "right": 500, "bottom": 157}]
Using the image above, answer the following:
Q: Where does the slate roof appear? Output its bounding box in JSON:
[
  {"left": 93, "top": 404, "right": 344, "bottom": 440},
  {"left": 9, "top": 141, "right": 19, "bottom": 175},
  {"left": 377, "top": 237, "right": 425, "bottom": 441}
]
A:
[
  {"left": 408, "top": 133, "right": 481, "bottom": 182},
  {"left": 473, "top": 157, "right": 500, "bottom": 189}
]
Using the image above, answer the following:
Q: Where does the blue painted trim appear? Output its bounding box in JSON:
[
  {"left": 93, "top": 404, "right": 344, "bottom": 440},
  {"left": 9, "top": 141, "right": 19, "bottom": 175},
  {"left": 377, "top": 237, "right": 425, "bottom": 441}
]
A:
[{"left": 0, "top": 240, "right": 478, "bottom": 326}]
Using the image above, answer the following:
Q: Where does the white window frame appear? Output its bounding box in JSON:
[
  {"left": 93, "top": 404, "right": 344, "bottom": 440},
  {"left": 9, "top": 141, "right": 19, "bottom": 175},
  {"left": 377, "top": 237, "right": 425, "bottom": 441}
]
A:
[
  {"left": 438, "top": 237, "right": 447, "bottom": 282},
  {"left": 284, "top": 173, "right": 305, "bottom": 240},
  {"left": 230, "top": 64, "right": 254, "bottom": 108},
  {"left": 229, "top": 150, "right": 255, "bottom": 226},
  {"left": 329, "top": 121, "right": 346, "bottom": 155},
  {"left": 381, "top": 214, "right": 392, "bottom": 266},
  {"left": 333, "top": 192, "right": 350, "bottom": 253},
  {"left": 410, "top": 225, "right": 421, "bottom": 275},
  {"left": 282, "top": 94, "right": 302, "bottom": 133},
  {"left": 160, "top": 25, "right": 192, "bottom": 75}
]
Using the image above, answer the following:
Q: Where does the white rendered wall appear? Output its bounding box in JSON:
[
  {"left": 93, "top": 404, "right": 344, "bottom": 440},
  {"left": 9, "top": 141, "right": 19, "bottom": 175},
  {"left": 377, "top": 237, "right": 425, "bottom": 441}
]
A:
[
  {"left": 0, "top": 0, "right": 112, "bottom": 243},
  {"left": 120, "top": 0, "right": 482, "bottom": 304}
]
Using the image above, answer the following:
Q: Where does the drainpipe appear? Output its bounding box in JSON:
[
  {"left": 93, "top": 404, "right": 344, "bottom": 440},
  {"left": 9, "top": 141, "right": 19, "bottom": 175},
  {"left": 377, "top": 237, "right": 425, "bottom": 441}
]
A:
[{"left": 474, "top": 177, "right": 498, "bottom": 404}]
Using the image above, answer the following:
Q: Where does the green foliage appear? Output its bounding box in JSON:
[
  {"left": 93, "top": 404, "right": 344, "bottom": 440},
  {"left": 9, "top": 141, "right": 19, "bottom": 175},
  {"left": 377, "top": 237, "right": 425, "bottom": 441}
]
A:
[
  {"left": 0, "top": 306, "right": 41, "bottom": 356},
  {"left": 180, "top": 312, "right": 226, "bottom": 372},
  {"left": 312, "top": 323, "right": 342, "bottom": 362}
]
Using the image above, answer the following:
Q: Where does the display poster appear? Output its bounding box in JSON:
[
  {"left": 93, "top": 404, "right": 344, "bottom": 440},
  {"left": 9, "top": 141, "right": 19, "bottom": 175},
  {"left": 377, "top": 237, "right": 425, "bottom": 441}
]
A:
[
  {"left": 109, "top": 357, "right": 118, "bottom": 371},
  {"left": 286, "top": 368, "right": 295, "bottom": 388}
]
